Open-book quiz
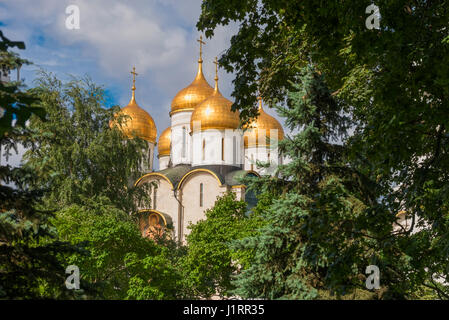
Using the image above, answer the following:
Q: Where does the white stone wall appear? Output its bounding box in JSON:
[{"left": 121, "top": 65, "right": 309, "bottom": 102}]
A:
[
  {"left": 134, "top": 141, "right": 154, "bottom": 172},
  {"left": 191, "top": 129, "right": 244, "bottom": 167},
  {"left": 171, "top": 111, "right": 193, "bottom": 166},
  {"left": 158, "top": 155, "right": 170, "bottom": 170},
  {"left": 179, "top": 171, "right": 227, "bottom": 241},
  {"left": 244, "top": 144, "right": 280, "bottom": 176},
  {"left": 243, "top": 128, "right": 283, "bottom": 176},
  {"left": 147, "top": 142, "right": 155, "bottom": 172},
  {"left": 232, "top": 186, "right": 245, "bottom": 201}
]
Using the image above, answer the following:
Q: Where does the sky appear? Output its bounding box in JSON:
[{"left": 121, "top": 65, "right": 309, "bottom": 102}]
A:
[{"left": 0, "top": 0, "right": 286, "bottom": 170}]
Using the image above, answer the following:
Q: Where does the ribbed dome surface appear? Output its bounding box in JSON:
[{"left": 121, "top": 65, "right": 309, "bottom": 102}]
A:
[
  {"left": 111, "top": 95, "right": 157, "bottom": 143},
  {"left": 190, "top": 86, "right": 240, "bottom": 131},
  {"left": 158, "top": 127, "right": 171, "bottom": 157},
  {"left": 244, "top": 98, "right": 284, "bottom": 148},
  {"left": 170, "top": 60, "right": 214, "bottom": 115}
]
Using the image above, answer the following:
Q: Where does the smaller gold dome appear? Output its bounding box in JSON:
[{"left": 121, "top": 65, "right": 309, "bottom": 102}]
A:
[
  {"left": 170, "top": 60, "right": 214, "bottom": 115},
  {"left": 113, "top": 97, "right": 157, "bottom": 143},
  {"left": 190, "top": 76, "right": 240, "bottom": 132},
  {"left": 244, "top": 97, "right": 284, "bottom": 148},
  {"left": 158, "top": 127, "right": 171, "bottom": 157},
  {"left": 110, "top": 68, "right": 157, "bottom": 143}
]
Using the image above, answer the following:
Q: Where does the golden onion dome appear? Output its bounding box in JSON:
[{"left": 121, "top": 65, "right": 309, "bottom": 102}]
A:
[
  {"left": 170, "top": 59, "right": 214, "bottom": 115},
  {"left": 244, "top": 97, "right": 284, "bottom": 148},
  {"left": 158, "top": 127, "right": 171, "bottom": 157},
  {"left": 110, "top": 68, "right": 157, "bottom": 143},
  {"left": 190, "top": 62, "right": 240, "bottom": 131}
]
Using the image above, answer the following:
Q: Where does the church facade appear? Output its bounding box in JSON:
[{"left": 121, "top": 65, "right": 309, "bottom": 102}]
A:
[{"left": 115, "top": 38, "right": 285, "bottom": 243}]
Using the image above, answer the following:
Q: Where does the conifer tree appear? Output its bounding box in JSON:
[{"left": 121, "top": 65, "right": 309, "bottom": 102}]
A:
[
  {"left": 198, "top": 0, "right": 449, "bottom": 298},
  {"left": 232, "top": 65, "right": 391, "bottom": 299},
  {"left": 0, "top": 31, "right": 83, "bottom": 299}
]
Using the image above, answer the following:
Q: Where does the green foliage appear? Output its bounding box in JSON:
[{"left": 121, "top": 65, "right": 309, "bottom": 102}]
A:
[
  {"left": 0, "top": 32, "right": 81, "bottom": 299},
  {"left": 0, "top": 30, "right": 44, "bottom": 136},
  {"left": 198, "top": 0, "right": 449, "bottom": 123},
  {"left": 0, "top": 183, "right": 84, "bottom": 299},
  {"left": 23, "top": 71, "right": 151, "bottom": 213},
  {"left": 53, "top": 200, "right": 182, "bottom": 300},
  {"left": 180, "top": 192, "right": 265, "bottom": 299},
  {"left": 232, "top": 66, "right": 393, "bottom": 299},
  {"left": 14, "top": 72, "right": 186, "bottom": 299},
  {"left": 198, "top": 0, "right": 449, "bottom": 299}
]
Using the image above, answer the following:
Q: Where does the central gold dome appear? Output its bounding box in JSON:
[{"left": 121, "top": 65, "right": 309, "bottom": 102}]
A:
[
  {"left": 190, "top": 72, "right": 240, "bottom": 131},
  {"left": 158, "top": 127, "right": 171, "bottom": 157},
  {"left": 170, "top": 59, "right": 214, "bottom": 115}
]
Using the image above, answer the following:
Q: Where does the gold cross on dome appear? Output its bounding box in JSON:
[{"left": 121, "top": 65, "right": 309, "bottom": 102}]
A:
[
  {"left": 197, "top": 35, "right": 206, "bottom": 60},
  {"left": 130, "top": 67, "right": 138, "bottom": 86},
  {"left": 213, "top": 57, "right": 219, "bottom": 77}
]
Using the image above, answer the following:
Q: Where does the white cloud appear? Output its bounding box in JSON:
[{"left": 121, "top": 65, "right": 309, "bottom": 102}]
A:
[{"left": 0, "top": 0, "right": 290, "bottom": 168}]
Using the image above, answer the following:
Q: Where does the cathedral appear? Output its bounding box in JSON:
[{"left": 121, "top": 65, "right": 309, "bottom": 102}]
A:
[{"left": 114, "top": 37, "right": 285, "bottom": 243}]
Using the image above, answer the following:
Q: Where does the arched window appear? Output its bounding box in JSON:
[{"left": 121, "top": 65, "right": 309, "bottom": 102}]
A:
[
  {"left": 182, "top": 126, "right": 186, "bottom": 158},
  {"left": 221, "top": 138, "right": 225, "bottom": 161},
  {"left": 199, "top": 183, "right": 204, "bottom": 207},
  {"left": 153, "top": 187, "right": 157, "bottom": 210},
  {"left": 202, "top": 139, "right": 206, "bottom": 161},
  {"left": 232, "top": 136, "right": 237, "bottom": 165}
]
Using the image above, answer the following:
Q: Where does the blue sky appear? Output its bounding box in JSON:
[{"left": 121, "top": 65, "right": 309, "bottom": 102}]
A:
[{"left": 0, "top": 0, "right": 286, "bottom": 169}]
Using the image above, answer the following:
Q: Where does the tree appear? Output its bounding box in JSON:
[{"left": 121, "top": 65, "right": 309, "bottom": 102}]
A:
[
  {"left": 19, "top": 72, "right": 186, "bottom": 299},
  {"left": 53, "top": 199, "right": 183, "bottom": 300},
  {"left": 198, "top": 1, "right": 449, "bottom": 124},
  {"left": 0, "top": 31, "right": 81, "bottom": 299},
  {"left": 23, "top": 71, "right": 151, "bottom": 213},
  {"left": 232, "top": 66, "right": 394, "bottom": 299},
  {"left": 180, "top": 192, "right": 265, "bottom": 299},
  {"left": 0, "top": 31, "right": 44, "bottom": 136},
  {"left": 198, "top": 0, "right": 449, "bottom": 299}
]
